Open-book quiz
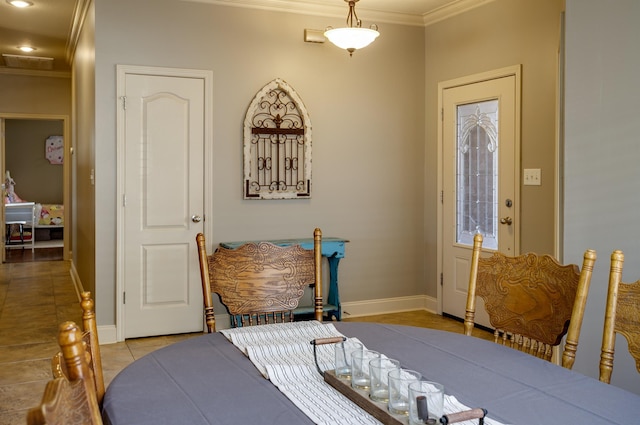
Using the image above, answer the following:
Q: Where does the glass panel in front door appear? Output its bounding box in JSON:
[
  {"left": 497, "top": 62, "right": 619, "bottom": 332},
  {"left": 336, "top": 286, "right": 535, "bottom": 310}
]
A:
[{"left": 456, "top": 100, "right": 498, "bottom": 249}]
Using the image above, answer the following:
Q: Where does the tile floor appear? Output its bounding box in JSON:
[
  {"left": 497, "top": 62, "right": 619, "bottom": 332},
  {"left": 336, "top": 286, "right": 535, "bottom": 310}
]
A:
[{"left": 0, "top": 258, "right": 492, "bottom": 425}]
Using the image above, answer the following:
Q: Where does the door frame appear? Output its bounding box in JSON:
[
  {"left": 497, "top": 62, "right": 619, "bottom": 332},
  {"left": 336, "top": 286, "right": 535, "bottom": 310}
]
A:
[
  {"left": 115, "top": 65, "right": 213, "bottom": 341},
  {"left": 0, "top": 113, "right": 71, "bottom": 262},
  {"left": 436, "top": 65, "right": 522, "bottom": 314}
]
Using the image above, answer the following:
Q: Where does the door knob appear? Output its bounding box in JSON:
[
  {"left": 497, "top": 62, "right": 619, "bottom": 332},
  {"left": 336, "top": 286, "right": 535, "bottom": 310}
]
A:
[
  {"left": 500, "top": 217, "right": 513, "bottom": 225},
  {"left": 191, "top": 215, "right": 202, "bottom": 223}
]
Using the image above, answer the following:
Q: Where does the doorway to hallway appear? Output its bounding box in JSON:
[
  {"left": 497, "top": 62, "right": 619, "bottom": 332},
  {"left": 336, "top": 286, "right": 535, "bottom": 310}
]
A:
[{"left": 0, "top": 114, "right": 70, "bottom": 263}]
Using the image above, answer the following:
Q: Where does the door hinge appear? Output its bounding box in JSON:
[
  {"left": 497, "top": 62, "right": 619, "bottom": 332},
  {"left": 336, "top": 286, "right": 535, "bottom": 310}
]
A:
[
  {"left": 440, "top": 190, "right": 443, "bottom": 203},
  {"left": 121, "top": 96, "right": 127, "bottom": 110},
  {"left": 123, "top": 292, "right": 126, "bottom": 304},
  {"left": 440, "top": 273, "right": 443, "bottom": 286},
  {"left": 441, "top": 108, "right": 444, "bottom": 121},
  {"left": 122, "top": 194, "right": 127, "bottom": 207}
]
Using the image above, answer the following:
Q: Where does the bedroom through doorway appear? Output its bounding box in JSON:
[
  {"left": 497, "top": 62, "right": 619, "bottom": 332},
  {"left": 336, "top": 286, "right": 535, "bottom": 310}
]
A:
[{"left": 2, "top": 117, "right": 66, "bottom": 262}]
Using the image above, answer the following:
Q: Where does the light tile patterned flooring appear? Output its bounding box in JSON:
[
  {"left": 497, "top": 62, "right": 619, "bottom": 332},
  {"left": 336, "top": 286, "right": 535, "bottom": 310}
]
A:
[{"left": 0, "top": 259, "right": 492, "bottom": 425}]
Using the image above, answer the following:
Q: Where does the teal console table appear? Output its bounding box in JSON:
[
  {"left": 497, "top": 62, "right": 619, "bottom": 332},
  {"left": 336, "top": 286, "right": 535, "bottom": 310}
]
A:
[{"left": 219, "top": 237, "right": 348, "bottom": 320}]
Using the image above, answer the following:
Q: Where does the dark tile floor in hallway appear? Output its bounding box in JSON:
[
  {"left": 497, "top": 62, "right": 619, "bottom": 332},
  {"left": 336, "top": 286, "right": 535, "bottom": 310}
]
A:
[{"left": 0, "top": 257, "right": 492, "bottom": 425}]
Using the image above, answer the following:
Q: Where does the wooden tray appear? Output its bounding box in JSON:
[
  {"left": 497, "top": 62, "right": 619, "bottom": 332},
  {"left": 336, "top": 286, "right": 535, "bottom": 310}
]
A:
[{"left": 323, "top": 369, "right": 408, "bottom": 425}]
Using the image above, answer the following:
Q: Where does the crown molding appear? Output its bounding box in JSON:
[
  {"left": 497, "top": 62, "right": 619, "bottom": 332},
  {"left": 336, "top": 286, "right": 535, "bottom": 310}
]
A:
[
  {"left": 66, "top": 0, "right": 93, "bottom": 63},
  {"left": 422, "top": 0, "right": 497, "bottom": 26},
  {"left": 180, "top": 0, "right": 425, "bottom": 26},
  {"left": 181, "top": 0, "right": 495, "bottom": 27}
]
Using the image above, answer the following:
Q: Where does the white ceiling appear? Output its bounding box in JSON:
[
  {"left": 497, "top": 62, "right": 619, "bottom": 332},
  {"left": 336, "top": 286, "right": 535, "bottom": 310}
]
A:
[{"left": 0, "top": 0, "right": 489, "bottom": 73}]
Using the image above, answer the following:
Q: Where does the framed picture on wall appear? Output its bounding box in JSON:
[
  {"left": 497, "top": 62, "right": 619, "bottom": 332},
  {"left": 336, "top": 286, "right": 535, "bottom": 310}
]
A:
[{"left": 45, "top": 135, "right": 63, "bottom": 165}]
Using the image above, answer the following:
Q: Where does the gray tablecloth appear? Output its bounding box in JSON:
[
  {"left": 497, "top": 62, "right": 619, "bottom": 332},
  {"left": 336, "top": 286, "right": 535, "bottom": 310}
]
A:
[{"left": 102, "top": 322, "right": 640, "bottom": 425}]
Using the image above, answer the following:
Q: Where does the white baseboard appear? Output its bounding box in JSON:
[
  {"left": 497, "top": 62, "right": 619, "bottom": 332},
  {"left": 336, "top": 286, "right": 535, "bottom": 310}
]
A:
[
  {"left": 69, "top": 262, "right": 123, "bottom": 344},
  {"left": 98, "top": 325, "right": 119, "bottom": 344},
  {"left": 69, "top": 262, "right": 83, "bottom": 302},
  {"left": 340, "top": 295, "right": 437, "bottom": 319},
  {"left": 97, "top": 295, "right": 438, "bottom": 344},
  {"left": 206, "top": 297, "right": 438, "bottom": 329},
  {"left": 212, "top": 315, "right": 232, "bottom": 331}
]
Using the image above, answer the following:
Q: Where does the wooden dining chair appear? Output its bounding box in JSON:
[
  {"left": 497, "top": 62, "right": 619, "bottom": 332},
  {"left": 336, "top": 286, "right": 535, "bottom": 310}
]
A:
[
  {"left": 196, "top": 228, "right": 323, "bottom": 332},
  {"left": 464, "top": 233, "right": 596, "bottom": 368},
  {"left": 28, "top": 321, "right": 103, "bottom": 425},
  {"left": 51, "top": 291, "right": 105, "bottom": 405},
  {"left": 599, "top": 250, "right": 640, "bottom": 384}
]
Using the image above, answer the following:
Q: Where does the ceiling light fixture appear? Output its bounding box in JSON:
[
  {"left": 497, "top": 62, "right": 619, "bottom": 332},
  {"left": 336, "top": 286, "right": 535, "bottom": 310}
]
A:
[
  {"left": 18, "top": 46, "right": 35, "bottom": 52},
  {"left": 324, "top": 0, "right": 379, "bottom": 57},
  {"left": 7, "top": 0, "right": 33, "bottom": 7}
]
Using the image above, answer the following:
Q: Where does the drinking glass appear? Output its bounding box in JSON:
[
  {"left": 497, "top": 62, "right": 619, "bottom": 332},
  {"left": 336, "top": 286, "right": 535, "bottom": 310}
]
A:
[
  {"left": 408, "top": 381, "right": 444, "bottom": 424},
  {"left": 334, "top": 339, "right": 363, "bottom": 379},
  {"left": 350, "top": 350, "right": 380, "bottom": 390},
  {"left": 368, "top": 357, "right": 400, "bottom": 402},
  {"left": 388, "top": 368, "right": 422, "bottom": 415}
]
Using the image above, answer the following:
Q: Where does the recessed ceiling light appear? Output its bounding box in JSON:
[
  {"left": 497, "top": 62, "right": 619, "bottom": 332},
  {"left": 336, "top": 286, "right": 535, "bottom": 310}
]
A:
[
  {"left": 18, "top": 46, "right": 36, "bottom": 52},
  {"left": 7, "top": 0, "right": 33, "bottom": 7}
]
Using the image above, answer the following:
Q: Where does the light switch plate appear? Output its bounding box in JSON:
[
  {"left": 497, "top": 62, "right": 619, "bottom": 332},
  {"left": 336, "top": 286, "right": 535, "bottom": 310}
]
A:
[{"left": 523, "top": 168, "right": 541, "bottom": 186}]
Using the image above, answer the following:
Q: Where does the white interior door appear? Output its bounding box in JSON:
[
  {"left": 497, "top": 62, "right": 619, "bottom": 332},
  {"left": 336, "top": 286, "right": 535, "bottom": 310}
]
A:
[
  {"left": 440, "top": 68, "right": 521, "bottom": 329},
  {"left": 119, "top": 68, "right": 208, "bottom": 339}
]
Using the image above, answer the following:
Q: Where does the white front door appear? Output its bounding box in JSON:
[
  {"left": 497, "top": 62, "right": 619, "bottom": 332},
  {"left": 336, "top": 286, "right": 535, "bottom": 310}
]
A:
[
  {"left": 440, "top": 67, "right": 521, "bottom": 329},
  {"left": 118, "top": 66, "right": 210, "bottom": 339}
]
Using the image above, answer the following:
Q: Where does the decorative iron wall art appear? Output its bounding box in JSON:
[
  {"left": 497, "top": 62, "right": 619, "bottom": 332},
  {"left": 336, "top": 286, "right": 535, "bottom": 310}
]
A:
[{"left": 243, "top": 78, "right": 312, "bottom": 199}]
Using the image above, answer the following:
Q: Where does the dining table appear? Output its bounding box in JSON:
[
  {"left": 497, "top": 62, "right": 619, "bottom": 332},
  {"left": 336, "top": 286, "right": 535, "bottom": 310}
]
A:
[{"left": 101, "top": 322, "right": 640, "bottom": 425}]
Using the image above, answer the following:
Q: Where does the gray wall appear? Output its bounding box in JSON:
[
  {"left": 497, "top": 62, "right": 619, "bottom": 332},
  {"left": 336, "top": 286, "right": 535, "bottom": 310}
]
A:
[
  {"left": 564, "top": 0, "right": 640, "bottom": 393},
  {"left": 424, "top": 0, "right": 563, "bottom": 261},
  {"left": 92, "top": 0, "right": 426, "bottom": 326},
  {"left": 78, "top": 0, "right": 640, "bottom": 394},
  {"left": 0, "top": 74, "right": 70, "bottom": 116},
  {"left": 72, "top": 0, "right": 97, "bottom": 309}
]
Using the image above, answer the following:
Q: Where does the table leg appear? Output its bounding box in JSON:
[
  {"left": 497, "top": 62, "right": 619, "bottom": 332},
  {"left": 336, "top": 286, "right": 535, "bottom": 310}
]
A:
[{"left": 327, "top": 256, "right": 342, "bottom": 321}]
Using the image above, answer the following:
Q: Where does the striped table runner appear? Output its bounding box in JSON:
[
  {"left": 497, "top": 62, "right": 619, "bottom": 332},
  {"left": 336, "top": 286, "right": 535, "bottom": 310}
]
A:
[{"left": 220, "top": 322, "right": 506, "bottom": 425}]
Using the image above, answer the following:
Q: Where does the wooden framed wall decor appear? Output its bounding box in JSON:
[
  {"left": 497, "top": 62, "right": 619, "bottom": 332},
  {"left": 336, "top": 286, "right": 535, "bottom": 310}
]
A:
[{"left": 243, "top": 78, "right": 312, "bottom": 199}]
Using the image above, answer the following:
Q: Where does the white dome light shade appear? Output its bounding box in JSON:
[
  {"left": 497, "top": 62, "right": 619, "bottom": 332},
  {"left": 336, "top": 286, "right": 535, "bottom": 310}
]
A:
[
  {"left": 7, "top": 1, "right": 33, "bottom": 7},
  {"left": 324, "top": 0, "right": 379, "bottom": 56},
  {"left": 324, "top": 27, "right": 379, "bottom": 53}
]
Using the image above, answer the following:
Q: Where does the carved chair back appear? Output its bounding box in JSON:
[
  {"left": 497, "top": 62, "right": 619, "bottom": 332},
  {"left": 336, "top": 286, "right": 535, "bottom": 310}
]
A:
[
  {"left": 600, "top": 250, "right": 640, "bottom": 383},
  {"left": 28, "top": 321, "right": 103, "bottom": 425},
  {"left": 465, "top": 233, "right": 596, "bottom": 368},
  {"left": 52, "top": 291, "right": 105, "bottom": 405},
  {"left": 197, "top": 228, "right": 323, "bottom": 332}
]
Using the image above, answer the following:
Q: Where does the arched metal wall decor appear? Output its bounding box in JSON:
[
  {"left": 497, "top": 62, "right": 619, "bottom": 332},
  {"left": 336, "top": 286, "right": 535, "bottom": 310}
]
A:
[{"left": 243, "top": 78, "right": 312, "bottom": 199}]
